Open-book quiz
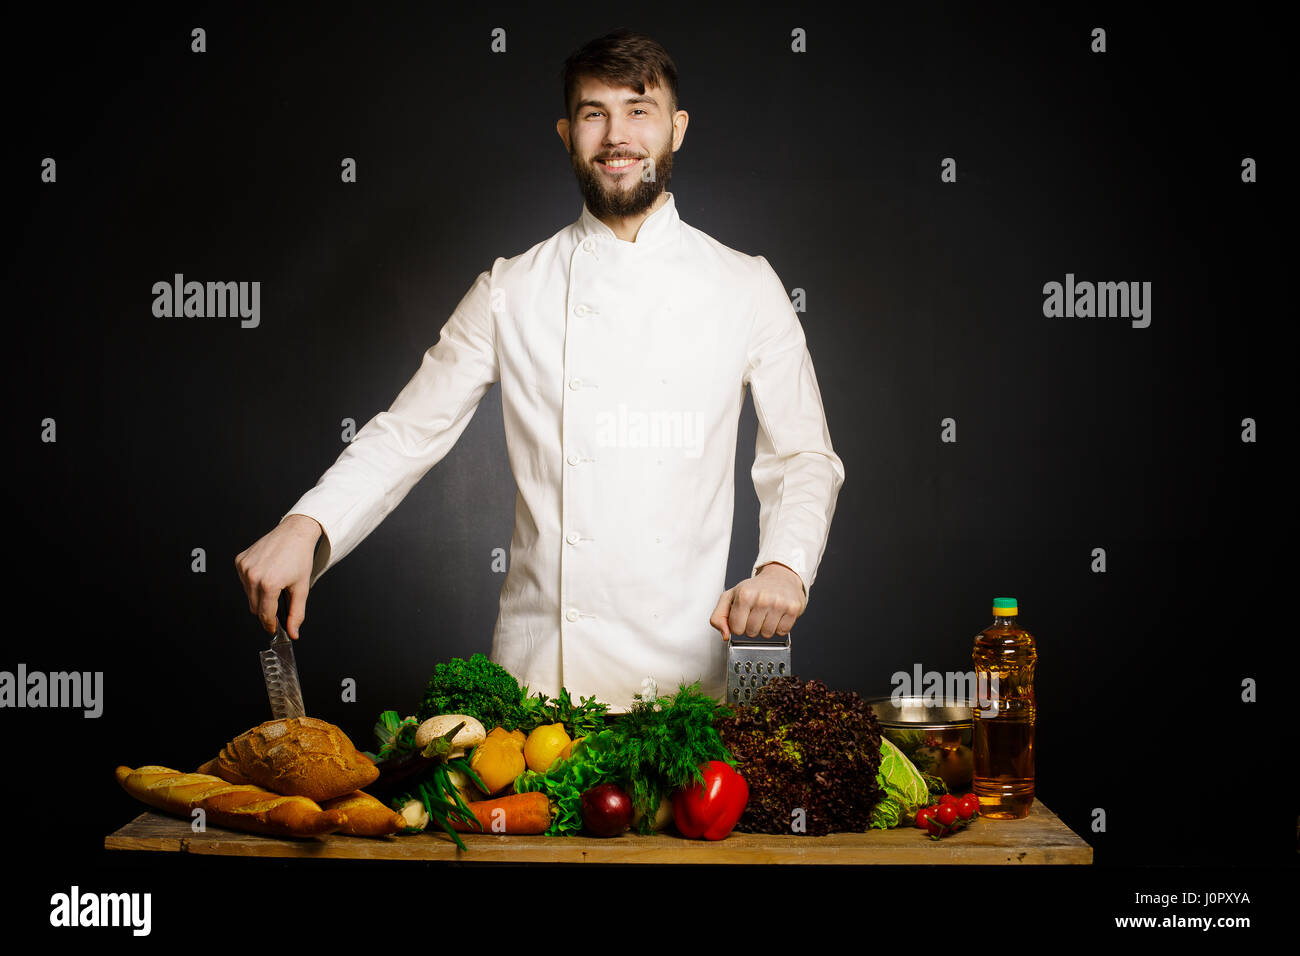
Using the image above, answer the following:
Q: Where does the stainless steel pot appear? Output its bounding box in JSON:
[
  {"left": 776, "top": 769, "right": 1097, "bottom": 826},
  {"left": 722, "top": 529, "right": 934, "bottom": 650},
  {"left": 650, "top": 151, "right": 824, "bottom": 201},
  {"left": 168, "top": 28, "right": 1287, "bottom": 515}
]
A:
[{"left": 867, "top": 695, "right": 973, "bottom": 792}]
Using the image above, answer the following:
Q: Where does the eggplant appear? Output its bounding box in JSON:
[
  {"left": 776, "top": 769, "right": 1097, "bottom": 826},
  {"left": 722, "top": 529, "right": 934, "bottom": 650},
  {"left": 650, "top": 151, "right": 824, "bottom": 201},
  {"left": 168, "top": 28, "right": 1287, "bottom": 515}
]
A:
[
  {"left": 368, "top": 750, "right": 441, "bottom": 802},
  {"left": 367, "top": 719, "right": 469, "bottom": 802}
]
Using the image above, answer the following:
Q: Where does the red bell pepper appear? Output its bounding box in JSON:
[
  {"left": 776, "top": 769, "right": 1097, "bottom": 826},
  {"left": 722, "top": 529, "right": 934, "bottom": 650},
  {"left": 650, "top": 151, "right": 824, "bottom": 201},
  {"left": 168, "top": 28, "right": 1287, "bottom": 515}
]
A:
[{"left": 672, "top": 760, "right": 748, "bottom": 840}]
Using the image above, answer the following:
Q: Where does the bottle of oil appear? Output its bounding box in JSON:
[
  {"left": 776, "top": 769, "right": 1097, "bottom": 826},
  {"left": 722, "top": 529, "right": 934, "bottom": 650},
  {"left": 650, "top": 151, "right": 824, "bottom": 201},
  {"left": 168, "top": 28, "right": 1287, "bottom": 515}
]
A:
[{"left": 971, "top": 597, "right": 1036, "bottom": 819}]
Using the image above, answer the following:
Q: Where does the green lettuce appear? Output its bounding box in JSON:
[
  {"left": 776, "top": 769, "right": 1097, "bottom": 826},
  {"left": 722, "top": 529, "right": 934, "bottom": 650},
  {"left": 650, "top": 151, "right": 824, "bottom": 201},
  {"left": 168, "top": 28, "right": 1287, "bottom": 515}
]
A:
[{"left": 869, "top": 738, "right": 932, "bottom": 829}]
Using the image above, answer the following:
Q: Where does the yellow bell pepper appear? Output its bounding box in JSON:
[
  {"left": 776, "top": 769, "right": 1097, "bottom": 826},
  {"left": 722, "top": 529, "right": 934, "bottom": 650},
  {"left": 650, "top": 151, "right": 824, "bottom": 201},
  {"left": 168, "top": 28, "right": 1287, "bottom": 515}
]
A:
[{"left": 471, "top": 727, "right": 528, "bottom": 795}]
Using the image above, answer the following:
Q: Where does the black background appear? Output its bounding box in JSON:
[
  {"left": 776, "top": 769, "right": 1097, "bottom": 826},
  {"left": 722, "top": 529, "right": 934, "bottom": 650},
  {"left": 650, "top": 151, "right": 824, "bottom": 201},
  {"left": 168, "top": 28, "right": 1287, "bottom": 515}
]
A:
[{"left": 5, "top": 2, "right": 1293, "bottom": 936}]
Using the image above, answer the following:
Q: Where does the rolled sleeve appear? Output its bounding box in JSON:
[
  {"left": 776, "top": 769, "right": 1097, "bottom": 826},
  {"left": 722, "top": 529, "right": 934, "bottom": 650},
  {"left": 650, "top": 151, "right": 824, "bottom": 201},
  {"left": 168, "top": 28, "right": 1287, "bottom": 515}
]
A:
[
  {"left": 282, "top": 268, "right": 500, "bottom": 589},
  {"left": 743, "top": 255, "right": 845, "bottom": 597}
]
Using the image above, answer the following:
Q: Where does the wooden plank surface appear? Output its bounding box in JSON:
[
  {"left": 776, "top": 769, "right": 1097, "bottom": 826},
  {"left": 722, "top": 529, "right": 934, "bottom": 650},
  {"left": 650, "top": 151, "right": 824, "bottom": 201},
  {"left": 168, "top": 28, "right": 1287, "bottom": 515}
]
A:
[{"left": 105, "top": 800, "right": 1092, "bottom": 864}]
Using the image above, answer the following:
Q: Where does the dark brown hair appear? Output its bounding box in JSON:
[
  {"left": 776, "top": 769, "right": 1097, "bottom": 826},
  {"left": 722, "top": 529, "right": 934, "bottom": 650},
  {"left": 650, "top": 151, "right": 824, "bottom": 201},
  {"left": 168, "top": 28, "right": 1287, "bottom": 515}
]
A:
[{"left": 560, "top": 29, "right": 679, "bottom": 121}]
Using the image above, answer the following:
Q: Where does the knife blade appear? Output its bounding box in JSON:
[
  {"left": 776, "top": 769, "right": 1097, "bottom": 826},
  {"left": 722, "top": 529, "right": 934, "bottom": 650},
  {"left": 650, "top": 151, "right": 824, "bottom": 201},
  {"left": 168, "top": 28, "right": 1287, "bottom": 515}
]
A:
[{"left": 259, "top": 622, "right": 305, "bottom": 719}]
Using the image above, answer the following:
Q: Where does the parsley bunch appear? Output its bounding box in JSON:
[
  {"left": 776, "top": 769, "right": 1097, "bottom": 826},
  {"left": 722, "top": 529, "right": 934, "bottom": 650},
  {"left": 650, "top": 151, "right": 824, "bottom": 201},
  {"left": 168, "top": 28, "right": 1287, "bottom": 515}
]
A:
[
  {"left": 416, "top": 654, "right": 528, "bottom": 729},
  {"left": 415, "top": 654, "right": 611, "bottom": 737},
  {"left": 515, "top": 687, "right": 610, "bottom": 737}
]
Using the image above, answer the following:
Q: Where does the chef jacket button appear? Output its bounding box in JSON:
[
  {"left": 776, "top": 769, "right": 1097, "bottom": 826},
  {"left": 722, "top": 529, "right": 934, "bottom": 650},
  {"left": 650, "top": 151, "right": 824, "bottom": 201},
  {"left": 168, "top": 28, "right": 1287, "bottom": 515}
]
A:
[
  {"left": 566, "top": 453, "right": 580, "bottom": 466},
  {"left": 582, "top": 238, "right": 596, "bottom": 253},
  {"left": 569, "top": 378, "right": 582, "bottom": 390},
  {"left": 566, "top": 532, "right": 580, "bottom": 545},
  {"left": 575, "top": 304, "right": 590, "bottom": 316},
  {"left": 566, "top": 609, "right": 580, "bottom": 622}
]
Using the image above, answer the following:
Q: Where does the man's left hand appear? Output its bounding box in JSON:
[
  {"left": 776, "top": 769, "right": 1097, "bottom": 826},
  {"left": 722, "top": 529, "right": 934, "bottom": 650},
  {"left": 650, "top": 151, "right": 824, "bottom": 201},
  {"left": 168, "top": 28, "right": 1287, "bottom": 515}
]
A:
[{"left": 710, "top": 562, "right": 807, "bottom": 641}]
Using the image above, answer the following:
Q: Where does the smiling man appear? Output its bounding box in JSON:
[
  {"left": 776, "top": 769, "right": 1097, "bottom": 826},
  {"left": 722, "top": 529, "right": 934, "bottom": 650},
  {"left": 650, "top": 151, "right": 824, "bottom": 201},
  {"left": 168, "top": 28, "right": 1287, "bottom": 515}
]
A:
[{"left": 234, "top": 29, "right": 845, "bottom": 710}]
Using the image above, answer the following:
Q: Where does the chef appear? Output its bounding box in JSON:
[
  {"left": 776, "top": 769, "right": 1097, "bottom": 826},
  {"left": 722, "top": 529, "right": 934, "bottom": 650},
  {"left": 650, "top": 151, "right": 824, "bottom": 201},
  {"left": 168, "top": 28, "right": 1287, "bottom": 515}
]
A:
[{"left": 234, "top": 30, "right": 845, "bottom": 711}]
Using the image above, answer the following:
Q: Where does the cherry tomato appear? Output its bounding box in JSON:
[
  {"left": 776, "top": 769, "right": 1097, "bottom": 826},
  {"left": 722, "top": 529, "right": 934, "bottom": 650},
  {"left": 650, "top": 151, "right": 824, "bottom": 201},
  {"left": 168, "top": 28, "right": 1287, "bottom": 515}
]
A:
[
  {"left": 925, "top": 816, "right": 947, "bottom": 837},
  {"left": 915, "top": 806, "right": 936, "bottom": 829},
  {"left": 957, "top": 795, "right": 979, "bottom": 820},
  {"left": 935, "top": 804, "right": 958, "bottom": 827},
  {"left": 938, "top": 794, "right": 960, "bottom": 806}
]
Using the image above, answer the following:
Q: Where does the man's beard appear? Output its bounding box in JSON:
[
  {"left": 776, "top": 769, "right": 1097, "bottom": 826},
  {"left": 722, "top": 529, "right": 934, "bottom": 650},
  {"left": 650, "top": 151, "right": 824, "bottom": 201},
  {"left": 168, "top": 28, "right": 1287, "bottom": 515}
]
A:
[{"left": 570, "top": 138, "right": 673, "bottom": 220}]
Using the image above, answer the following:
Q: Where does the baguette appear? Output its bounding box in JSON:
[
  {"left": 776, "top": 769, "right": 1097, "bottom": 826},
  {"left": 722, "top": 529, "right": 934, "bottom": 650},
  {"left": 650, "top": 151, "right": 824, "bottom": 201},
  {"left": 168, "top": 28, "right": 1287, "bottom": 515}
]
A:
[
  {"left": 114, "top": 765, "right": 239, "bottom": 813},
  {"left": 115, "top": 765, "right": 347, "bottom": 838},
  {"left": 320, "top": 790, "right": 405, "bottom": 836}
]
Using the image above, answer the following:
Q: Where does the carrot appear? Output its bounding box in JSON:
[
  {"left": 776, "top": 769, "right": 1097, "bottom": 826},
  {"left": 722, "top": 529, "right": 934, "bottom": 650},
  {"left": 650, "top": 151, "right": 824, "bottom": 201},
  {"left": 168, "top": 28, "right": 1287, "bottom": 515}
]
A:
[{"left": 448, "top": 791, "right": 552, "bottom": 834}]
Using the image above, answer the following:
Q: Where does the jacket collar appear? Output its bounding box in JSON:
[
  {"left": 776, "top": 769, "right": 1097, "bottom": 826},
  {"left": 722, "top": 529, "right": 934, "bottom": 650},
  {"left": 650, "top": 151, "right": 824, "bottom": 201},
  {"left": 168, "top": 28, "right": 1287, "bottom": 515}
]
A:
[{"left": 578, "top": 191, "right": 680, "bottom": 251}]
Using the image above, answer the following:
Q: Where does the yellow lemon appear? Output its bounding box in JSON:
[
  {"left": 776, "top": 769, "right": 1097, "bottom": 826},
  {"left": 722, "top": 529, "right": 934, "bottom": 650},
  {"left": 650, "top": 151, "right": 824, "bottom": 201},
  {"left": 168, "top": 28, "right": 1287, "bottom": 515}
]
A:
[{"left": 523, "top": 722, "right": 571, "bottom": 773}]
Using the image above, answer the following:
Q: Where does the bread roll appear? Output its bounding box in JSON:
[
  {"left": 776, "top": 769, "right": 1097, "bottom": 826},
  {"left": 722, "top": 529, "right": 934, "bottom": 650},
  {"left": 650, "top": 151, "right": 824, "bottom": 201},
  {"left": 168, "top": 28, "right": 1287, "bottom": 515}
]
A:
[
  {"left": 198, "top": 716, "right": 379, "bottom": 802},
  {"left": 320, "top": 790, "right": 405, "bottom": 836},
  {"left": 115, "top": 765, "right": 347, "bottom": 838}
]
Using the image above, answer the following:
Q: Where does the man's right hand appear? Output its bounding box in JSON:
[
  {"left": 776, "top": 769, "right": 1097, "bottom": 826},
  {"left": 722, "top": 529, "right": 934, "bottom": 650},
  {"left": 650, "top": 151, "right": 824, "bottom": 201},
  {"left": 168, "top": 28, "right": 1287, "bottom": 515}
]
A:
[{"left": 234, "top": 514, "right": 323, "bottom": 640}]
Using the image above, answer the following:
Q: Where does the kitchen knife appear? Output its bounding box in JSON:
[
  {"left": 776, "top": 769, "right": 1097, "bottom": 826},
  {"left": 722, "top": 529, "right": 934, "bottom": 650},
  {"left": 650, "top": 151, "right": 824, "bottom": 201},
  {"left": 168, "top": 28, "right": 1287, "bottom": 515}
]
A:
[{"left": 259, "top": 622, "right": 305, "bottom": 719}]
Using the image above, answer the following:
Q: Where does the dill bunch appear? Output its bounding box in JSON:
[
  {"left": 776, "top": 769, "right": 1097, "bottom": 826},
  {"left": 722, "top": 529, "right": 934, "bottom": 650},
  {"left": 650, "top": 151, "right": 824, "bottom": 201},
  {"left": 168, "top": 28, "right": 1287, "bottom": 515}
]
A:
[{"left": 607, "top": 683, "right": 735, "bottom": 831}]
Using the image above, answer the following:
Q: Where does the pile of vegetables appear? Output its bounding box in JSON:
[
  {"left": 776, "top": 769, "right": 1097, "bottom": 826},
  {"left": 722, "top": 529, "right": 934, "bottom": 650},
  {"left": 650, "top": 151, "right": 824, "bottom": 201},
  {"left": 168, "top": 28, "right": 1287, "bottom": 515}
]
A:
[
  {"left": 366, "top": 712, "right": 492, "bottom": 850},
  {"left": 515, "top": 683, "right": 736, "bottom": 836},
  {"left": 514, "top": 730, "right": 624, "bottom": 835},
  {"left": 717, "top": 677, "right": 885, "bottom": 835},
  {"left": 601, "top": 682, "right": 736, "bottom": 824},
  {"left": 365, "top": 655, "right": 970, "bottom": 849}
]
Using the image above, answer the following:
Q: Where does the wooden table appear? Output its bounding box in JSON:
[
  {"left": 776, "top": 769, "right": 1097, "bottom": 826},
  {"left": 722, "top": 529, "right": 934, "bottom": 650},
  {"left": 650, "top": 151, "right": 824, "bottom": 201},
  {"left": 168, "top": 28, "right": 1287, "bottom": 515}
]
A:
[{"left": 106, "top": 800, "right": 1092, "bottom": 864}]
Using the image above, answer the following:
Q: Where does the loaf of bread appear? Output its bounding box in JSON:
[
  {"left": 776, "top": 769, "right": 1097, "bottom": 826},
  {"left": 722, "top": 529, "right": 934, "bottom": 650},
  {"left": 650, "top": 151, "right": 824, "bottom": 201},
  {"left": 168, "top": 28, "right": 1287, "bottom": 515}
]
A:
[
  {"left": 197, "top": 716, "right": 379, "bottom": 802},
  {"left": 115, "top": 765, "right": 348, "bottom": 838},
  {"left": 320, "top": 790, "right": 405, "bottom": 836}
]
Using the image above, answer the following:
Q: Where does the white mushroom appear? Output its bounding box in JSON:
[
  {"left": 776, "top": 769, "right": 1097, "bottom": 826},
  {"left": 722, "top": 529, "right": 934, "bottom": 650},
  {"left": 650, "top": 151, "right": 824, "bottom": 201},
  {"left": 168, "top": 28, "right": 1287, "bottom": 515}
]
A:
[
  {"left": 413, "top": 714, "right": 487, "bottom": 757},
  {"left": 399, "top": 798, "right": 429, "bottom": 831},
  {"left": 445, "top": 766, "right": 486, "bottom": 804}
]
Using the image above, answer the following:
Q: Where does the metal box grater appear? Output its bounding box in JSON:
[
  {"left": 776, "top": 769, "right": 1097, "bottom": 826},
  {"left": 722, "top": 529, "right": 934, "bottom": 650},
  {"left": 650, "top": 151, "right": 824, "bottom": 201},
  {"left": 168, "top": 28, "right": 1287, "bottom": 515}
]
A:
[{"left": 726, "top": 633, "right": 792, "bottom": 705}]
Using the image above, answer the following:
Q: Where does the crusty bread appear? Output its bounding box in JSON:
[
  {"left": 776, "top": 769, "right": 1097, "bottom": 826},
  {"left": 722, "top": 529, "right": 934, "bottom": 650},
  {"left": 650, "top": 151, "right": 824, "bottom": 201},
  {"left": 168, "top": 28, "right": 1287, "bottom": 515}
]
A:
[
  {"left": 198, "top": 716, "right": 379, "bottom": 802},
  {"left": 320, "top": 790, "right": 405, "bottom": 836},
  {"left": 115, "top": 765, "right": 235, "bottom": 813},
  {"left": 198, "top": 788, "right": 345, "bottom": 837},
  {"left": 115, "top": 765, "right": 347, "bottom": 838}
]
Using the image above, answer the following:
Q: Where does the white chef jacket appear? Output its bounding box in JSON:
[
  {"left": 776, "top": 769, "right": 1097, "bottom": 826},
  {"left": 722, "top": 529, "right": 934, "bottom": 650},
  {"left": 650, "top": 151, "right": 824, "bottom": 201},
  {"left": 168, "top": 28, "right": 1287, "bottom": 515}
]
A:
[{"left": 282, "top": 192, "right": 845, "bottom": 711}]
